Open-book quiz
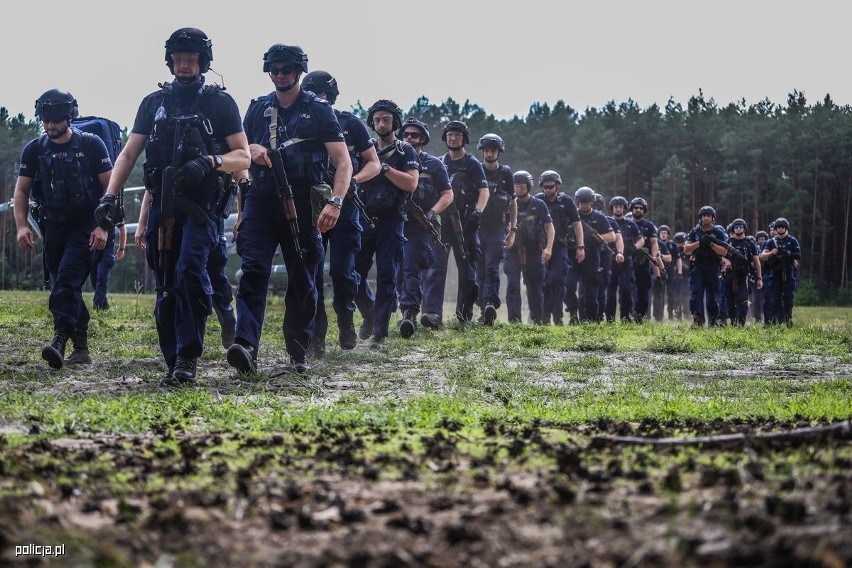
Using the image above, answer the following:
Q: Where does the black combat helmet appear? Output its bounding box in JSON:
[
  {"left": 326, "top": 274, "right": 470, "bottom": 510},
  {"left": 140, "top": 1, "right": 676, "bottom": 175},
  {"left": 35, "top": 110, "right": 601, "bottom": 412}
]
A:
[
  {"left": 658, "top": 224, "right": 671, "bottom": 234},
  {"left": 755, "top": 230, "right": 769, "bottom": 240},
  {"left": 34, "top": 89, "right": 78, "bottom": 122},
  {"left": 367, "top": 99, "right": 403, "bottom": 131},
  {"left": 609, "top": 196, "right": 629, "bottom": 209},
  {"left": 593, "top": 193, "right": 605, "bottom": 210},
  {"left": 262, "top": 44, "right": 308, "bottom": 73},
  {"left": 398, "top": 117, "right": 430, "bottom": 146},
  {"left": 513, "top": 170, "right": 534, "bottom": 189},
  {"left": 477, "top": 133, "right": 505, "bottom": 152},
  {"left": 698, "top": 205, "right": 716, "bottom": 219},
  {"left": 301, "top": 70, "right": 338, "bottom": 104},
  {"left": 731, "top": 218, "right": 747, "bottom": 231},
  {"left": 574, "top": 187, "right": 596, "bottom": 203},
  {"left": 539, "top": 170, "right": 562, "bottom": 186},
  {"left": 165, "top": 28, "right": 213, "bottom": 73},
  {"left": 630, "top": 197, "right": 648, "bottom": 211},
  {"left": 673, "top": 231, "right": 687, "bottom": 244},
  {"left": 441, "top": 121, "right": 471, "bottom": 145},
  {"left": 774, "top": 217, "right": 790, "bottom": 229}
]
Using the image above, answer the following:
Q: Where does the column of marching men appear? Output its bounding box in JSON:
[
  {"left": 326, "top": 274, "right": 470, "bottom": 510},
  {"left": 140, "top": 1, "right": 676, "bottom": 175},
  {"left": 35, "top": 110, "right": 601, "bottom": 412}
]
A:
[{"left": 14, "top": 28, "right": 802, "bottom": 384}]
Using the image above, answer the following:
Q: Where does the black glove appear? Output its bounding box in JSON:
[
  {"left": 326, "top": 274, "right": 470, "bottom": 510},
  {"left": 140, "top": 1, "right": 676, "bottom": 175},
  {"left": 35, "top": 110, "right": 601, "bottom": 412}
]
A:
[
  {"left": 94, "top": 194, "right": 120, "bottom": 231},
  {"left": 700, "top": 234, "right": 713, "bottom": 248},
  {"left": 463, "top": 209, "right": 481, "bottom": 233},
  {"left": 180, "top": 156, "right": 213, "bottom": 183}
]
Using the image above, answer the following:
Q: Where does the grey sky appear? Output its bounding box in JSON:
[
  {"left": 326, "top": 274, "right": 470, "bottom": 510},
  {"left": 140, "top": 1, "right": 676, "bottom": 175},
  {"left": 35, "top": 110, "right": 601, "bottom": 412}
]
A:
[{"left": 3, "top": 0, "right": 847, "bottom": 131}]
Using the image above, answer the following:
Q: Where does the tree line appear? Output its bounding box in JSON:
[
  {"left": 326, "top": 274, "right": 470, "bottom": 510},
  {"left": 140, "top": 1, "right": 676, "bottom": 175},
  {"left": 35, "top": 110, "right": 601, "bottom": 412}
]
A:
[{"left": 1, "top": 90, "right": 850, "bottom": 303}]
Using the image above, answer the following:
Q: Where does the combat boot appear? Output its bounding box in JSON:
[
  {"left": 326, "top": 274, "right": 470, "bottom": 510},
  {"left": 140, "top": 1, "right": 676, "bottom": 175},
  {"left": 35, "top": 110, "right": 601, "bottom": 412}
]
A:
[
  {"left": 214, "top": 305, "right": 236, "bottom": 350},
  {"left": 358, "top": 316, "right": 373, "bottom": 340},
  {"left": 307, "top": 336, "right": 326, "bottom": 359},
  {"left": 162, "top": 355, "right": 197, "bottom": 388},
  {"left": 338, "top": 311, "right": 357, "bottom": 350},
  {"left": 420, "top": 313, "right": 443, "bottom": 330},
  {"left": 399, "top": 310, "right": 417, "bottom": 338},
  {"left": 66, "top": 331, "right": 91, "bottom": 365},
  {"left": 482, "top": 304, "right": 497, "bottom": 326},
  {"left": 42, "top": 330, "right": 69, "bottom": 370},
  {"left": 227, "top": 343, "right": 257, "bottom": 374}
]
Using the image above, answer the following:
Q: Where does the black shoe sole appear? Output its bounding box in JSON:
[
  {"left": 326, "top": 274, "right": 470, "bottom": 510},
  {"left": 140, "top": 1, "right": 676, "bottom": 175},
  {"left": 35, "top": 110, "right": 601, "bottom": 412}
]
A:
[
  {"left": 483, "top": 305, "right": 497, "bottom": 326},
  {"left": 227, "top": 344, "right": 257, "bottom": 374},
  {"left": 41, "top": 346, "right": 64, "bottom": 370},
  {"left": 399, "top": 319, "right": 415, "bottom": 338}
]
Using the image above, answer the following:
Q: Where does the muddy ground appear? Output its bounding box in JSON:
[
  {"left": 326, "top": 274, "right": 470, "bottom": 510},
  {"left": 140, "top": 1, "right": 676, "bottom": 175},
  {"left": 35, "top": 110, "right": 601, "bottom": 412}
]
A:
[{"left": 1, "top": 348, "right": 850, "bottom": 567}]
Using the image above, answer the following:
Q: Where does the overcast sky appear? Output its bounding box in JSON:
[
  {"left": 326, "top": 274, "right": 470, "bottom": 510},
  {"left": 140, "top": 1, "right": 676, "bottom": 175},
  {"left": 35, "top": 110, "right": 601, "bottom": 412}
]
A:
[{"left": 2, "top": 0, "right": 848, "bottom": 131}]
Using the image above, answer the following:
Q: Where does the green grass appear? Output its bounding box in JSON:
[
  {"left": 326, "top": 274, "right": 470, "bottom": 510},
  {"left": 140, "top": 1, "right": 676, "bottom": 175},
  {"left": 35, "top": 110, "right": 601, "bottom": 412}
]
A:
[{"left": 0, "top": 292, "right": 850, "bottom": 448}]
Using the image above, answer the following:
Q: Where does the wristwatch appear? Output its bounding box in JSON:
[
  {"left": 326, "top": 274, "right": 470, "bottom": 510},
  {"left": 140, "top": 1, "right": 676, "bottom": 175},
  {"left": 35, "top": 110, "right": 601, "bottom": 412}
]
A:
[
  {"left": 329, "top": 195, "right": 343, "bottom": 209},
  {"left": 212, "top": 154, "right": 223, "bottom": 170},
  {"left": 381, "top": 163, "right": 390, "bottom": 173}
]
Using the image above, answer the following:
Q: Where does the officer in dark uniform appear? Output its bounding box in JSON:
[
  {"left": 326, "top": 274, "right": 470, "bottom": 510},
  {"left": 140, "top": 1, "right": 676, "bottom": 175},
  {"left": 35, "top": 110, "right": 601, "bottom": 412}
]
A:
[
  {"left": 574, "top": 187, "right": 616, "bottom": 322},
  {"left": 422, "top": 121, "right": 489, "bottom": 327},
  {"left": 672, "top": 231, "right": 689, "bottom": 320},
  {"left": 605, "top": 196, "right": 640, "bottom": 323},
  {"left": 652, "top": 225, "right": 675, "bottom": 321},
  {"left": 101, "top": 28, "right": 251, "bottom": 386},
  {"left": 759, "top": 218, "right": 801, "bottom": 326},
  {"left": 301, "top": 71, "right": 380, "bottom": 355},
  {"left": 594, "top": 192, "right": 617, "bottom": 320},
  {"left": 14, "top": 89, "right": 113, "bottom": 369},
  {"left": 752, "top": 230, "right": 769, "bottom": 323},
  {"left": 628, "top": 197, "right": 660, "bottom": 323},
  {"left": 504, "top": 170, "right": 554, "bottom": 324},
  {"left": 724, "top": 218, "right": 762, "bottom": 326},
  {"left": 683, "top": 206, "right": 729, "bottom": 327},
  {"left": 354, "top": 100, "right": 420, "bottom": 348},
  {"left": 226, "top": 44, "right": 352, "bottom": 375},
  {"left": 475, "top": 133, "right": 516, "bottom": 325},
  {"left": 534, "top": 170, "right": 583, "bottom": 325},
  {"left": 396, "top": 118, "right": 453, "bottom": 337}
]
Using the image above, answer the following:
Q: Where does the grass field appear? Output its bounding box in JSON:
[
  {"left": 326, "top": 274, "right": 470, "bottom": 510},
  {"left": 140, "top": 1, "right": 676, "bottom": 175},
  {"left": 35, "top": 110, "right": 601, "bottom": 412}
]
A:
[{"left": 0, "top": 292, "right": 850, "bottom": 566}]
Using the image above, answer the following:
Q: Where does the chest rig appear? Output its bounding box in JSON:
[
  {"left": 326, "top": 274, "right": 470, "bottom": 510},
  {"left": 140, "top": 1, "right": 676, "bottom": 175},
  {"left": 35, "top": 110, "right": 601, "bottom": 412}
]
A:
[{"left": 34, "top": 129, "right": 102, "bottom": 213}]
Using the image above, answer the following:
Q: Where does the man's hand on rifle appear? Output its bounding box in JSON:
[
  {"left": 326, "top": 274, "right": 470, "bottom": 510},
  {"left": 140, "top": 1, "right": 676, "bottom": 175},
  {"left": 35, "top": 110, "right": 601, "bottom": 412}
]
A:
[{"left": 180, "top": 156, "right": 214, "bottom": 183}]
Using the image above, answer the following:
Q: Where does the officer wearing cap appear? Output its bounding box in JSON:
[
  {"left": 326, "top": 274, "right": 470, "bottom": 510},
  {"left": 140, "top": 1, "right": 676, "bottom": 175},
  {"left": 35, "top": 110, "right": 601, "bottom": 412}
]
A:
[
  {"left": 227, "top": 43, "right": 352, "bottom": 375},
  {"left": 101, "top": 28, "right": 251, "bottom": 386},
  {"left": 14, "top": 89, "right": 113, "bottom": 370}
]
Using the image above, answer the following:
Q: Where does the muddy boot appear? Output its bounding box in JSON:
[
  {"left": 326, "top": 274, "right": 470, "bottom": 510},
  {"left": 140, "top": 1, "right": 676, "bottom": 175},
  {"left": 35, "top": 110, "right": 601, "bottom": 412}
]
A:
[
  {"left": 227, "top": 343, "right": 257, "bottom": 374},
  {"left": 66, "top": 332, "right": 91, "bottom": 365},
  {"left": 399, "top": 310, "right": 417, "bottom": 338},
  {"left": 420, "top": 313, "right": 443, "bottom": 330},
  {"left": 358, "top": 316, "right": 373, "bottom": 340},
  {"left": 482, "top": 304, "right": 497, "bottom": 326},
  {"left": 338, "top": 311, "right": 357, "bottom": 350},
  {"left": 41, "top": 330, "right": 69, "bottom": 370},
  {"left": 214, "top": 305, "right": 237, "bottom": 350},
  {"left": 162, "top": 355, "right": 198, "bottom": 388}
]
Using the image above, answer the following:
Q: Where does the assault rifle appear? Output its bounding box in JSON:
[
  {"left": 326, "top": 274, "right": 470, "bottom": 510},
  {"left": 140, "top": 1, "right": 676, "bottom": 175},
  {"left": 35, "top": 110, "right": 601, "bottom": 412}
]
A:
[
  {"left": 445, "top": 204, "right": 467, "bottom": 260},
  {"left": 633, "top": 246, "right": 667, "bottom": 281},
  {"left": 348, "top": 180, "right": 375, "bottom": 229},
  {"left": 405, "top": 201, "right": 448, "bottom": 251},
  {"left": 581, "top": 220, "right": 605, "bottom": 246},
  {"left": 707, "top": 235, "right": 748, "bottom": 263},
  {"left": 158, "top": 118, "right": 185, "bottom": 298},
  {"left": 268, "top": 147, "right": 305, "bottom": 261}
]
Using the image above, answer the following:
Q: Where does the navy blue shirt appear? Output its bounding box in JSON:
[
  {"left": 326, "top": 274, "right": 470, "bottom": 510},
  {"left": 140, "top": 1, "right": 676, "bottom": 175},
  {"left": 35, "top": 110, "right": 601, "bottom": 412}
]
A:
[
  {"left": 535, "top": 192, "right": 580, "bottom": 241},
  {"left": 515, "top": 197, "right": 552, "bottom": 251},
  {"left": 412, "top": 151, "right": 451, "bottom": 212},
  {"left": 614, "top": 217, "right": 642, "bottom": 252},
  {"left": 442, "top": 153, "right": 487, "bottom": 214},
  {"left": 335, "top": 110, "right": 373, "bottom": 175},
  {"left": 578, "top": 209, "right": 615, "bottom": 249},
  {"left": 687, "top": 224, "right": 728, "bottom": 264},
  {"left": 359, "top": 139, "right": 420, "bottom": 217},
  {"left": 763, "top": 234, "right": 801, "bottom": 271},
  {"left": 481, "top": 165, "right": 515, "bottom": 226},
  {"left": 243, "top": 89, "right": 343, "bottom": 192}
]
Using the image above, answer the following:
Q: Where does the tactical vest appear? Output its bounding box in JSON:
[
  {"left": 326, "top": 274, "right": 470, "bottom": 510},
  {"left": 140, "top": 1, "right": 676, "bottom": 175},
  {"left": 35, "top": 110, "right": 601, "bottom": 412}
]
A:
[
  {"left": 144, "top": 83, "right": 227, "bottom": 196},
  {"left": 544, "top": 194, "right": 575, "bottom": 244},
  {"left": 480, "top": 165, "right": 512, "bottom": 224},
  {"left": 411, "top": 152, "right": 441, "bottom": 211},
  {"left": 442, "top": 153, "right": 480, "bottom": 212},
  {"left": 359, "top": 139, "right": 409, "bottom": 215},
  {"left": 729, "top": 238, "right": 753, "bottom": 272},
  {"left": 33, "top": 128, "right": 103, "bottom": 214}
]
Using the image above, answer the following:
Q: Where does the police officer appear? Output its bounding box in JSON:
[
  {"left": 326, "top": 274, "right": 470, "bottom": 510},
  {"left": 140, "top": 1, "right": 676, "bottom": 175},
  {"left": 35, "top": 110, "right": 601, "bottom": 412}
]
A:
[
  {"left": 301, "top": 71, "right": 381, "bottom": 355},
  {"left": 574, "top": 187, "right": 616, "bottom": 322},
  {"left": 396, "top": 118, "right": 453, "bottom": 337},
  {"left": 752, "top": 229, "right": 770, "bottom": 323},
  {"left": 605, "top": 197, "right": 640, "bottom": 323},
  {"left": 535, "top": 170, "right": 583, "bottom": 325},
  {"left": 724, "top": 218, "right": 762, "bottom": 326},
  {"left": 759, "top": 218, "right": 801, "bottom": 326},
  {"left": 683, "top": 206, "right": 729, "bottom": 327},
  {"left": 476, "top": 133, "right": 516, "bottom": 325},
  {"left": 14, "top": 89, "right": 113, "bottom": 369},
  {"left": 101, "top": 28, "right": 250, "bottom": 386},
  {"left": 628, "top": 197, "right": 660, "bottom": 323},
  {"left": 594, "top": 192, "right": 618, "bottom": 320},
  {"left": 504, "top": 170, "right": 554, "bottom": 324},
  {"left": 422, "top": 121, "right": 489, "bottom": 327},
  {"left": 652, "top": 225, "right": 675, "bottom": 321},
  {"left": 354, "top": 100, "right": 419, "bottom": 348},
  {"left": 672, "top": 231, "right": 689, "bottom": 320},
  {"left": 227, "top": 43, "right": 352, "bottom": 375}
]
